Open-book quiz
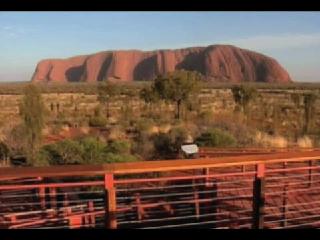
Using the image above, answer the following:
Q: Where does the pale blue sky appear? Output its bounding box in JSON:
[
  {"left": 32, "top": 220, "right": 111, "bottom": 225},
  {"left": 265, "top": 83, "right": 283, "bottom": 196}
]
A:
[{"left": 0, "top": 12, "right": 320, "bottom": 82}]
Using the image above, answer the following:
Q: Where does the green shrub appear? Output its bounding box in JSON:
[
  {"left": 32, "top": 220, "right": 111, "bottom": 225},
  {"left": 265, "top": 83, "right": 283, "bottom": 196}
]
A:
[
  {"left": 79, "top": 137, "right": 108, "bottom": 164},
  {"left": 40, "top": 138, "right": 138, "bottom": 165},
  {"left": 197, "top": 110, "right": 214, "bottom": 126},
  {"left": 204, "top": 112, "right": 257, "bottom": 147},
  {"left": 169, "top": 127, "right": 189, "bottom": 150},
  {"left": 106, "top": 140, "right": 131, "bottom": 154},
  {"left": 152, "top": 133, "right": 174, "bottom": 159},
  {"left": 195, "top": 128, "right": 236, "bottom": 147},
  {"left": 135, "top": 118, "right": 154, "bottom": 133},
  {"left": 152, "top": 127, "right": 189, "bottom": 159},
  {"left": 42, "top": 139, "right": 84, "bottom": 165},
  {"left": 89, "top": 116, "right": 107, "bottom": 127},
  {"left": 33, "top": 149, "right": 51, "bottom": 167},
  {"left": 103, "top": 153, "right": 137, "bottom": 163},
  {"left": 132, "top": 118, "right": 155, "bottom": 159}
]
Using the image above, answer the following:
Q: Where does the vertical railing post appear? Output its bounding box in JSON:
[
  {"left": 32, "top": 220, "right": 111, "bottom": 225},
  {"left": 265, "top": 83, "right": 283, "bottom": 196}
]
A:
[
  {"left": 308, "top": 160, "right": 313, "bottom": 187},
  {"left": 63, "top": 192, "right": 69, "bottom": 208},
  {"left": 203, "top": 167, "right": 210, "bottom": 187},
  {"left": 88, "top": 201, "right": 95, "bottom": 227},
  {"left": 201, "top": 168, "right": 218, "bottom": 227},
  {"left": 197, "top": 168, "right": 210, "bottom": 220},
  {"left": 200, "top": 168, "right": 209, "bottom": 221},
  {"left": 191, "top": 178, "right": 200, "bottom": 220},
  {"left": 282, "top": 161, "right": 287, "bottom": 172},
  {"left": 212, "top": 178, "right": 218, "bottom": 227},
  {"left": 49, "top": 187, "right": 57, "bottom": 209},
  {"left": 39, "top": 186, "right": 46, "bottom": 210},
  {"left": 37, "top": 177, "right": 46, "bottom": 210},
  {"left": 105, "top": 173, "right": 117, "bottom": 229},
  {"left": 252, "top": 163, "right": 265, "bottom": 229},
  {"left": 281, "top": 183, "right": 288, "bottom": 228},
  {"left": 281, "top": 161, "right": 288, "bottom": 228}
]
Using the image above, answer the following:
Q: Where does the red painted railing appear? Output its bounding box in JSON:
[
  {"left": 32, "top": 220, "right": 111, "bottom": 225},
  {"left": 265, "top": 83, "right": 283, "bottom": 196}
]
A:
[{"left": 1, "top": 149, "right": 320, "bottom": 229}]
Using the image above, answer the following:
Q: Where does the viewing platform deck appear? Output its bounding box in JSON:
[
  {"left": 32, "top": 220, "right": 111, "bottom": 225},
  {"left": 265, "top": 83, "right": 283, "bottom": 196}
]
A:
[{"left": 1, "top": 148, "right": 320, "bottom": 229}]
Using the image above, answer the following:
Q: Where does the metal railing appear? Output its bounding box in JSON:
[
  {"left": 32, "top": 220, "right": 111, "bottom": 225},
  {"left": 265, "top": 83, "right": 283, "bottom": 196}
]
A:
[{"left": 1, "top": 149, "right": 320, "bottom": 229}]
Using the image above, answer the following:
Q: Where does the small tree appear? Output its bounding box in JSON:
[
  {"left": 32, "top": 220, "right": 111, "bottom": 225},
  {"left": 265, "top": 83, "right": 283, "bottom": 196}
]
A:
[
  {"left": 0, "top": 142, "right": 10, "bottom": 166},
  {"left": 89, "top": 106, "right": 107, "bottom": 127},
  {"left": 195, "top": 128, "right": 237, "bottom": 147},
  {"left": 140, "top": 85, "right": 158, "bottom": 104},
  {"left": 132, "top": 118, "right": 155, "bottom": 159},
  {"left": 19, "top": 84, "right": 46, "bottom": 165},
  {"left": 231, "top": 85, "right": 258, "bottom": 116},
  {"left": 139, "top": 85, "right": 159, "bottom": 117},
  {"left": 97, "top": 81, "right": 120, "bottom": 119},
  {"left": 4, "top": 125, "right": 26, "bottom": 156},
  {"left": 303, "top": 93, "right": 317, "bottom": 134},
  {"left": 152, "top": 70, "right": 202, "bottom": 119}
]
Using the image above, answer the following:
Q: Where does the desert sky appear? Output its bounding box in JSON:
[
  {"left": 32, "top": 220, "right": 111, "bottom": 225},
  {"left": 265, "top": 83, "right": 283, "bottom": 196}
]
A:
[{"left": 0, "top": 12, "right": 319, "bottom": 82}]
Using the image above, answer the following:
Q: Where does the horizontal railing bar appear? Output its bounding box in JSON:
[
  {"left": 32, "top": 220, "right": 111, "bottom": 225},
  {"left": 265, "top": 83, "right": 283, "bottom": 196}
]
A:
[
  {"left": 116, "top": 204, "right": 218, "bottom": 217},
  {"left": 116, "top": 202, "right": 248, "bottom": 215},
  {"left": 120, "top": 194, "right": 252, "bottom": 210},
  {"left": 118, "top": 209, "right": 252, "bottom": 225},
  {"left": 266, "top": 173, "right": 320, "bottom": 181},
  {"left": 265, "top": 199, "right": 320, "bottom": 210},
  {"left": 0, "top": 206, "right": 106, "bottom": 218},
  {"left": 264, "top": 206, "right": 320, "bottom": 218},
  {"left": 266, "top": 179, "right": 320, "bottom": 188},
  {"left": 0, "top": 190, "right": 104, "bottom": 199},
  {"left": 7, "top": 210, "right": 106, "bottom": 229},
  {"left": 118, "top": 193, "right": 252, "bottom": 204},
  {"left": 0, "top": 198, "right": 104, "bottom": 208},
  {"left": 116, "top": 178, "right": 253, "bottom": 192},
  {"left": 40, "top": 223, "right": 106, "bottom": 229},
  {"left": 115, "top": 171, "right": 256, "bottom": 185},
  {"left": 0, "top": 181, "right": 104, "bottom": 191},
  {"left": 273, "top": 220, "right": 320, "bottom": 229},
  {"left": 265, "top": 185, "right": 320, "bottom": 196},
  {"left": 140, "top": 216, "right": 252, "bottom": 229},
  {"left": 0, "top": 178, "right": 42, "bottom": 183},
  {"left": 7, "top": 218, "right": 68, "bottom": 229},
  {"left": 116, "top": 186, "right": 253, "bottom": 200},
  {"left": 265, "top": 214, "right": 320, "bottom": 224},
  {"left": 266, "top": 165, "right": 320, "bottom": 174},
  {"left": 265, "top": 173, "right": 320, "bottom": 184},
  {"left": 1, "top": 151, "right": 320, "bottom": 179},
  {"left": 110, "top": 156, "right": 320, "bottom": 175},
  {"left": 234, "top": 223, "right": 252, "bottom": 228},
  {"left": 9, "top": 220, "right": 105, "bottom": 229}
]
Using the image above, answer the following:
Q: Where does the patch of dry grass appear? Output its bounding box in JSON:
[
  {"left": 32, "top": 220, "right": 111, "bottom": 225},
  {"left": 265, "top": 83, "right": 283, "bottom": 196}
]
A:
[
  {"left": 254, "top": 131, "right": 288, "bottom": 148},
  {"left": 297, "top": 136, "right": 313, "bottom": 148}
]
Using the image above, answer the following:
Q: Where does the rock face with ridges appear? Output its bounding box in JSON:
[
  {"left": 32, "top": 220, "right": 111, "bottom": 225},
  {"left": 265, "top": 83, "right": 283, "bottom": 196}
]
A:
[{"left": 31, "top": 45, "right": 292, "bottom": 83}]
